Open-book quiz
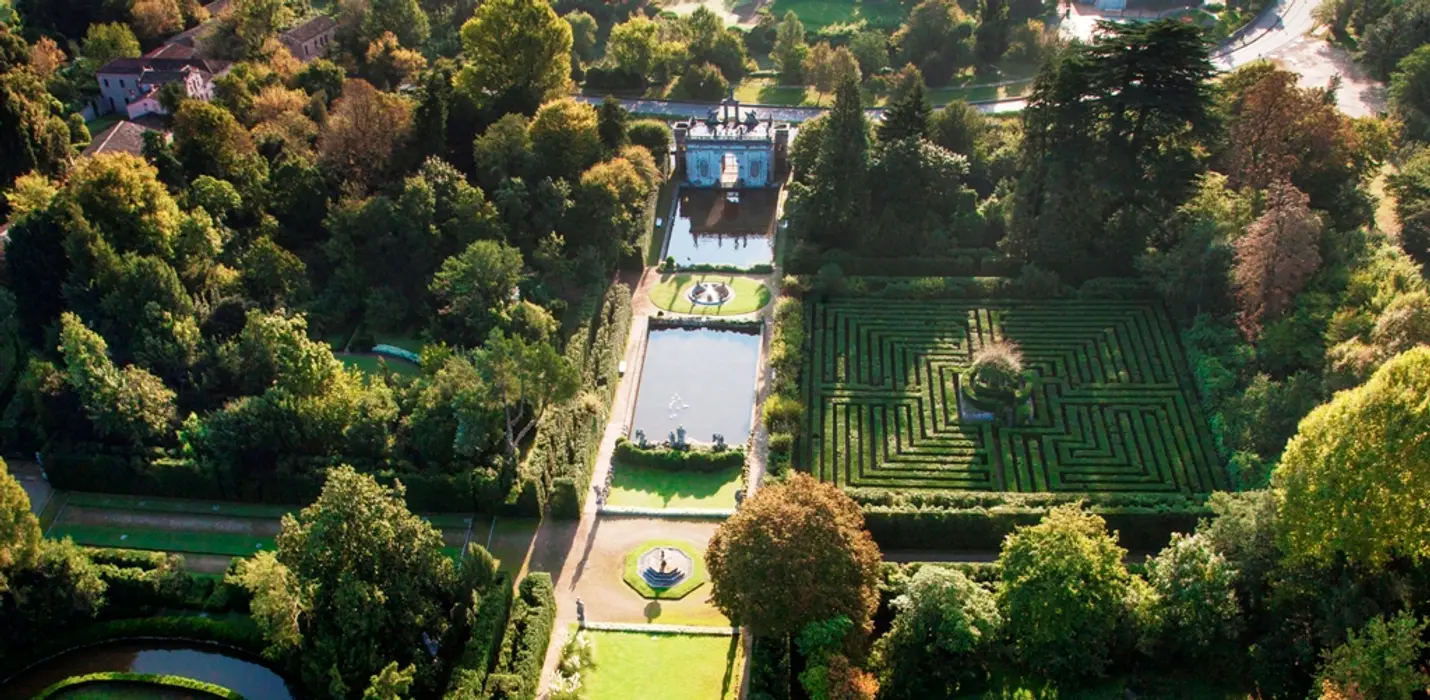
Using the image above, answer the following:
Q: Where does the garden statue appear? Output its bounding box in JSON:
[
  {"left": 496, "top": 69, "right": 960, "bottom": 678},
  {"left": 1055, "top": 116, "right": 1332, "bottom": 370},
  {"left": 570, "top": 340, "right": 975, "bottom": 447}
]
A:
[{"left": 576, "top": 597, "right": 585, "bottom": 624}]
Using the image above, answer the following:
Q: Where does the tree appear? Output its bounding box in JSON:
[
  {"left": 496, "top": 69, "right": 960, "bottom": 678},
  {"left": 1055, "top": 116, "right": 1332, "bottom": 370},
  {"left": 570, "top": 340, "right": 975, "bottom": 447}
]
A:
[
  {"left": 788, "top": 75, "right": 868, "bottom": 249},
  {"left": 363, "top": 0, "right": 430, "bottom": 51},
  {"left": 172, "top": 100, "right": 262, "bottom": 185},
  {"left": 772, "top": 11, "right": 808, "bottom": 84},
  {"left": 706, "top": 473, "right": 882, "bottom": 637},
  {"left": 626, "top": 119, "right": 671, "bottom": 167},
  {"left": 0, "top": 26, "right": 75, "bottom": 220},
  {"left": 26, "top": 36, "right": 65, "bottom": 81},
  {"left": 456, "top": 0, "right": 571, "bottom": 114},
  {"left": 528, "top": 97, "right": 601, "bottom": 182},
  {"left": 0, "top": 537, "right": 105, "bottom": 657},
  {"left": 296, "top": 58, "right": 346, "bottom": 102},
  {"left": 82, "top": 22, "right": 140, "bottom": 67},
  {"left": 597, "top": 95, "right": 628, "bottom": 152},
  {"left": 672, "top": 62, "right": 729, "bottom": 101},
  {"left": 680, "top": 6, "right": 746, "bottom": 82},
  {"left": 1390, "top": 145, "right": 1430, "bottom": 264},
  {"left": 472, "top": 113, "right": 532, "bottom": 190},
  {"left": 878, "top": 74, "right": 930, "bottom": 142},
  {"left": 1232, "top": 180, "right": 1322, "bottom": 338},
  {"left": 1391, "top": 45, "right": 1430, "bottom": 142},
  {"left": 1007, "top": 20, "right": 1215, "bottom": 281},
  {"left": 1315, "top": 613, "right": 1429, "bottom": 699},
  {"left": 233, "top": 466, "right": 458, "bottom": 697},
  {"left": 474, "top": 331, "right": 579, "bottom": 468},
  {"left": 894, "top": 0, "right": 974, "bottom": 85},
  {"left": 318, "top": 79, "right": 412, "bottom": 189},
  {"left": 430, "top": 239, "right": 525, "bottom": 346},
  {"left": 849, "top": 31, "right": 888, "bottom": 78},
  {"left": 1145, "top": 533, "right": 1241, "bottom": 659},
  {"left": 132, "top": 0, "right": 185, "bottom": 42},
  {"left": 608, "top": 15, "right": 660, "bottom": 77},
  {"left": 1223, "top": 67, "right": 1363, "bottom": 210},
  {"left": 231, "top": 0, "right": 294, "bottom": 56},
  {"left": 804, "top": 43, "right": 860, "bottom": 97},
  {"left": 1275, "top": 347, "right": 1430, "bottom": 568},
  {"left": 0, "top": 459, "right": 41, "bottom": 593},
  {"left": 362, "top": 661, "right": 416, "bottom": 700},
  {"left": 873, "top": 566, "right": 1001, "bottom": 698},
  {"left": 365, "top": 32, "right": 427, "bottom": 90},
  {"left": 998, "top": 505, "right": 1132, "bottom": 683},
  {"left": 566, "top": 11, "right": 598, "bottom": 63},
  {"left": 241, "top": 236, "right": 310, "bottom": 310},
  {"left": 58, "top": 312, "right": 177, "bottom": 446}
]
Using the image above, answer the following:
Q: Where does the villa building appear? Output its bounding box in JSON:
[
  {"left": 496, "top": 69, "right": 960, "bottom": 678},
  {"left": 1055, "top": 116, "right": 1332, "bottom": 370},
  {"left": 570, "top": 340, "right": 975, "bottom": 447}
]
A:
[{"left": 94, "top": 57, "right": 231, "bottom": 118}]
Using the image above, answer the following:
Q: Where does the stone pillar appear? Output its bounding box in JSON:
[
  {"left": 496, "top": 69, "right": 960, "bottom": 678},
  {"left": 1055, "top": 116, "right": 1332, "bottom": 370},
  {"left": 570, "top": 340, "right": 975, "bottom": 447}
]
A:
[{"left": 773, "top": 124, "right": 790, "bottom": 180}]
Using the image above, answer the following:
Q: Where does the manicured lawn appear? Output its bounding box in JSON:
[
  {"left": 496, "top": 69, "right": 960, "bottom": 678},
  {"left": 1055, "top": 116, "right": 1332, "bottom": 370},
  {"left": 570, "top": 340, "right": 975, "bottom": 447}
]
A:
[
  {"left": 50, "top": 524, "right": 275, "bottom": 557},
  {"left": 608, "top": 464, "right": 743, "bottom": 510},
  {"left": 582, "top": 631, "right": 742, "bottom": 700},
  {"left": 768, "top": 0, "right": 906, "bottom": 29},
  {"left": 650, "top": 274, "right": 771, "bottom": 316},
  {"left": 65, "top": 492, "right": 294, "bottom": 519}
]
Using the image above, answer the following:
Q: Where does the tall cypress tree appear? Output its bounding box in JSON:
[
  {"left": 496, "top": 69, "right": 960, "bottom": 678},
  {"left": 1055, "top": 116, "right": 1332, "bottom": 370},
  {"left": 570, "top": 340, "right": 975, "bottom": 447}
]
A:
[{"left": 799, "top": 75, "right": 870, "bottom": 249}]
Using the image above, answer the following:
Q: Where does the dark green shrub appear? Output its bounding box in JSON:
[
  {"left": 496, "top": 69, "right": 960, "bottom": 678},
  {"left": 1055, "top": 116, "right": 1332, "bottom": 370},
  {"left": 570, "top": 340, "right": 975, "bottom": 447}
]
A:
[
  {"left": 486, "top": 573, "right": 556, "bottom": 700},
  {"left": 614, "top": 438, "right": 747, "bottom": 472}
]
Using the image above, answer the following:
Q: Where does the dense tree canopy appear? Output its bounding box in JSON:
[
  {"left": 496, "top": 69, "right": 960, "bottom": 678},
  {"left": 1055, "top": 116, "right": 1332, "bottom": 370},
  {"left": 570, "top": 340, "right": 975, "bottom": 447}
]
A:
[
  {"left": 1275, "top": 347, "right": 1430, "bottom": 568},
  {"left": 706, "top": 473, "right": 882, "bottom": 638},
  {"left": 456, "top": 0, "right": 571, "bottom": 114}
]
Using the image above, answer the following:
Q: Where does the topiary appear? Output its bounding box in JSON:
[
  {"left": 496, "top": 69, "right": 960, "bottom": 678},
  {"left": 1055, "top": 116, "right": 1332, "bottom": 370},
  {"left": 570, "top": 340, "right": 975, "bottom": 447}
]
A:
[{"left": 967, "top": 340, "right": 1023, "bottom": 401}]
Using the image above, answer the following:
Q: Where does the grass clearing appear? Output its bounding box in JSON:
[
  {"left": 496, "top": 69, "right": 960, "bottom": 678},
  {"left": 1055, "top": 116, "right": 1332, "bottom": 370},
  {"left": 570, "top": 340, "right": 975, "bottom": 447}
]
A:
[
  {"left": 650, "top": 273, "right": 771, "bottom": 316},
  {"left": 582, "top": 631, "right": 742, "bottom": 700},
  {"left": 337, "top": 353, "right": 422, "bottom": 378},
  {"left": 608, "top": 464, "right": 743, "bottom": 509},
  {"left": 767, "top": 0, "right": 906, "bottom": 29}
]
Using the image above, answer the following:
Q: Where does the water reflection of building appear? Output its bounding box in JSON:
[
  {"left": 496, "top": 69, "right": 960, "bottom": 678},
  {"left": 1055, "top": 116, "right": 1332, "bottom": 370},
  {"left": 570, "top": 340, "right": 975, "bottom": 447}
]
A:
[{"left": 673, "top": 99, "right": 789, "bottom": 188}]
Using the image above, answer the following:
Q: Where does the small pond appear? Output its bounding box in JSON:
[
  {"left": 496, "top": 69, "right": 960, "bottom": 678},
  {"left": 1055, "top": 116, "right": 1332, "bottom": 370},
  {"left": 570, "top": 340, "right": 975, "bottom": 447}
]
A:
[
  {"left": 664, "top": 188, "right": 777, "bottom": 269},
  {"left": 632, "top": 327, "right": 761, "bottom": 444},
  {"left": 3, "top": 641, "right": 297, "bottom": 700}
]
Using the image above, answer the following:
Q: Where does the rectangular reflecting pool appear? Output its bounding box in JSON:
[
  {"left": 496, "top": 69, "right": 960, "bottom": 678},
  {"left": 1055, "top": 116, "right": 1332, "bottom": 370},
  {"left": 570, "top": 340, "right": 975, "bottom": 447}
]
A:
[
  {"left": 632, "top": 326, "right": 761, "bottom": 444},
  {"left": 664, "top": 188, "right": 777, "bottom": 269}
]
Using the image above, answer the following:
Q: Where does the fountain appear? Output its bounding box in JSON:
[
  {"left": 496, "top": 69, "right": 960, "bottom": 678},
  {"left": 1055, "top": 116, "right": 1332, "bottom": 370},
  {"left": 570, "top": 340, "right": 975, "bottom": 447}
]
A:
[
  {"left": 638, "top": 546, "right": 693, "bottom": 589},
  {"left": 687, "top": 281, "right": 734, "bottom": 306}
]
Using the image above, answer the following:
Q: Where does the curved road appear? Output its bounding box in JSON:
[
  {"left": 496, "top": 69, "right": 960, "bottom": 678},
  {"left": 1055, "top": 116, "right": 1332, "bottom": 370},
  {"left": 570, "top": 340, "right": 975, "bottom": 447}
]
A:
[{"left": 586, "top": 0, "right": 1382, "bottom": 121}]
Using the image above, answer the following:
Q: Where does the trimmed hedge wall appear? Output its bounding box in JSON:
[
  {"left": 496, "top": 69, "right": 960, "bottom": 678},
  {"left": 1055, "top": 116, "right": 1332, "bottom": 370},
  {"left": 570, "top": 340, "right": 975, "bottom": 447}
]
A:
[
  {"left": 523, "top": 284, "right": 633, "bottom": 519},
  {"left": 444, "top": 572, "right": 514, "bottom": 698},
  {"left": 613, "top": 438, "right": 746, "bottom": 472},
  {"left": 860, "top": 503, "right": 1207, "bottom": 552},
  {"left": 785, "top": 248, "right": 1022, "bottom": 278},
  {"left": 32, "top": 672, "right": 243, "bottom": 700},
  {"left": 0, "top": 616, "right": 269, "bottom": 681},
  {"left": 484, "top": 573, "right": 556, "bottom": 700}
]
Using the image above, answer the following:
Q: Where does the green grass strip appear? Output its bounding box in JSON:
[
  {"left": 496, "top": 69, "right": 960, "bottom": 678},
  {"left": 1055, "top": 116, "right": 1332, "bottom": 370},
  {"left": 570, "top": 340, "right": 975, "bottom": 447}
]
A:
[
  {"left": 649, "top": 274, "right": 771, "bottom": 316},
  {"left": 32, "top": 672, "right": 244, "bottom": 700},
  {"left": 52, "top": 524, "right": 275, "bottom": 557},
  {"left": 65, "top": 492, "right": 293, "bottom": 519}
]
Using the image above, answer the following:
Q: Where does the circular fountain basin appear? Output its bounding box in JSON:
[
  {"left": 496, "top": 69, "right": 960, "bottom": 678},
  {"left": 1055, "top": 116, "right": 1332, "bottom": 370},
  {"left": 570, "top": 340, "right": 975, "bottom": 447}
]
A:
[
  {"left": 638, "top": 546, "right": 693, "bottom": 588},
  {"left": 687, "top": 282, "right": 734, "bottom": 306}
]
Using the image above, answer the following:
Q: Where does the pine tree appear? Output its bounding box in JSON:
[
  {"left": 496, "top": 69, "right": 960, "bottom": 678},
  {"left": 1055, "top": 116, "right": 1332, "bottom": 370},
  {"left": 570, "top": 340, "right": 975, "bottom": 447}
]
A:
[
  {"left": 799, "top": 75, "right": 870, "bottom": 248},
  {"left": 878, "top": 74, "right": 931, "bottom": 142}
]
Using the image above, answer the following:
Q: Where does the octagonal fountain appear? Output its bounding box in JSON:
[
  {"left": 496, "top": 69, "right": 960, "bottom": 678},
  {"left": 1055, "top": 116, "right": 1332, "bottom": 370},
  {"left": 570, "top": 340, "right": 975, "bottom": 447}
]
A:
[
  {"left": 687, "top": 281, "right": 734, "bottom": 306},
  {"left": 638, "top": 545, "right": 693, "bottom": 589}
]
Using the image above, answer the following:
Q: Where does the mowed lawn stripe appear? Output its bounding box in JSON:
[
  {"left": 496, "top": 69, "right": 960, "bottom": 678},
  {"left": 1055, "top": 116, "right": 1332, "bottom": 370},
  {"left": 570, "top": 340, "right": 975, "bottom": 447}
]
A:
[{"left": 51, "top": 524, "right": 275, "bottom": 557}]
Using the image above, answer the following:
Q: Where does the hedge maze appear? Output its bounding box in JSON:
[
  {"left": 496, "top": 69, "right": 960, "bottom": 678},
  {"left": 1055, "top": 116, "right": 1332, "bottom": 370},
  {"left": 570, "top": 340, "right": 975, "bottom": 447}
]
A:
[{"left": 803, "top": 299, "right": 1226, "bottom": 494}]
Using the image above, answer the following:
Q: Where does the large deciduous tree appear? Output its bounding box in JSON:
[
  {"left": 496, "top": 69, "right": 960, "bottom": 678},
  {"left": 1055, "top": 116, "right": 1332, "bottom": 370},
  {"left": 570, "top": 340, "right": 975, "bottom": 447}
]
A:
[
  {"left": 81, "top": 22, "right": 141, "bottom": 67},
  {"left": 1314, "top": 612, "right": 1429, "bottom": 699},
  {"left": 1145, "top": 532, "right": 1241, "bottom": 659},
  {"left": 528, "top": 97, "right": 601, "bottom": 182},
  {"left": 1391, "top": 44, "right": 1430, "bottom": 142},
  {"left": 706, "top": 473, "right": 882, "bottom": 638},
  {"left": 1275, "top": 347, "right": 1430, "bottom": 568},
  {"left": 0, "top": 459, "right": 41, "bottom": 593},
  {"left": 318, "top": 79, "right": 412, "bottom": 190},
  {"left": 772, "top": 11, "right": 808, "bottom": 83},
  {"left": 59, "top": 312, "right": 177, "bottom": 446},
  {"left": 232, "top": 466, "right": 458, "bottom": 697},
  {"left": 1232, "top": 180, "right": 1322, "bottom": 338},
  {"left": 456, "top": 0, "right": 571, "bottom": 115},
  {"left": 0, "top": 25, "right": 75, "bottom": 221},
  {"left": 997, "top": 505, "right": 1134, "bottom": 683},
  {"left": 430, "top": 239, "right": 525, "bottom": 346},
  {"left": 873, "top": 566, "right": 1001, "bottom": 699}
]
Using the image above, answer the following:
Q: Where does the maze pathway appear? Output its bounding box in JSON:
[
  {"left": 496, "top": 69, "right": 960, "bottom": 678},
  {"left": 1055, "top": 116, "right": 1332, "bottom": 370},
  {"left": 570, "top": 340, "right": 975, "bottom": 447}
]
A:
[{"left": 802, "top": 299, "right": 1225, "bottom": 494}]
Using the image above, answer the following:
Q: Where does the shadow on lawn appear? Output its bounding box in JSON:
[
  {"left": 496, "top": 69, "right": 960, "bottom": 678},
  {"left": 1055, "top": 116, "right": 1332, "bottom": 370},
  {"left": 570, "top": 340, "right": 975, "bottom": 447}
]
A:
[
  {"left": 721, "top": 634, "right": 739, "bottom": 699},
  {"left": 610, "top": 464, "right": 742, "bottom": 507}
]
